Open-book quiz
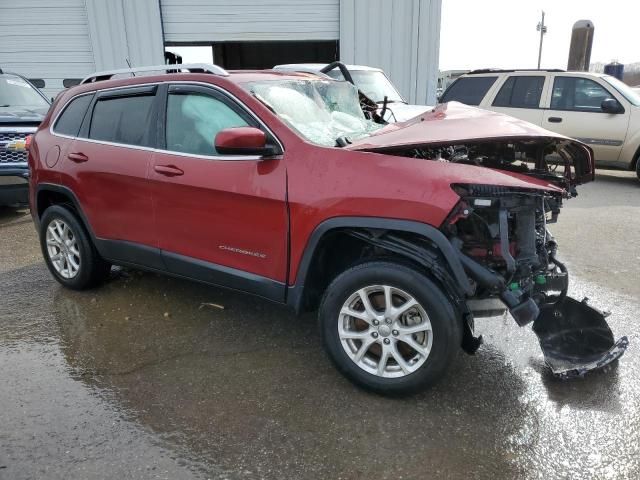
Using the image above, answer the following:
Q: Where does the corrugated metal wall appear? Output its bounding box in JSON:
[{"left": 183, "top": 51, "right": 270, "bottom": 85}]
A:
[
  {"left": 340, "top": 0, "right": 441, "bottom": 105},
  {"left": 0, "top": 0, "right": 95, "bottom": 98},
  {"left": 85, "top": 0, "right": 164, "bottom": 71},
  {"left": 160, "top": 0, "right": 340, "bottom": 42}
]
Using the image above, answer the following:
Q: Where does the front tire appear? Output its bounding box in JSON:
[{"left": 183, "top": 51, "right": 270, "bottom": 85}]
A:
[
  {"left": 39, "top": 205, "right": 111, "bottom": 290},
  {"left": 319, "top": 261, "right": 461, "bottom": 395}
]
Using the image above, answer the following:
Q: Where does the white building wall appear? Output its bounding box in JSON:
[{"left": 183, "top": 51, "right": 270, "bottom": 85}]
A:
[
  {"left": 161, "top": 0, "right": 340, "bottom": 42},
  {"left": 340, "top": 0, "right": 441, "bottom": 105},
  {"left": 0, "top": 0, "right": 95, "bottom": 98},
  {"left": 85, "top": 0, "right": 165, "bottom": 71}
]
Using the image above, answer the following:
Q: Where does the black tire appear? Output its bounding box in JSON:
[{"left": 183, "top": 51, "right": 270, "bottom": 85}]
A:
[
  {"left": 39, "top": 205, "right": 111, "bottom": 290},
  {"left": 319, "top": 261, "right": 461, "bottom": 395},
  {"left": 636, "top": 158, "right": 640, "bottom": 180}
]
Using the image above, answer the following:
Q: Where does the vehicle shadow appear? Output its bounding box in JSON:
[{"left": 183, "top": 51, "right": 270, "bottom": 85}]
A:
[
  {"left": 0, "top": 206, "right": 30, "bottom": 227},
  {"left": 529, "top": 357, "right": 622, "bottom": 413},
  {"left": 53, "top": 269, "right": 533, "bottom": 479},
  {"left": 594, "top": 169, "right": 639, "bottom": 187}
]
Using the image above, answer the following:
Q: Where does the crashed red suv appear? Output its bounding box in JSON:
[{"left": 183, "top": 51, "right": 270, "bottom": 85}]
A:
[{"left": 28, "top": 64, "right": 627, "bottom": 395}]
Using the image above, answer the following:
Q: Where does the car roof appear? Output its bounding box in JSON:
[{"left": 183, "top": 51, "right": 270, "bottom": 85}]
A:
[
  {"left": 462, "top": 69, "right": 610, "bottom": 78},
  {"left": 59, "top": 69, "right": 333, "bottom": 101},
  {"left": 274, "top": 63, "right": 383, "bottom": 73}
]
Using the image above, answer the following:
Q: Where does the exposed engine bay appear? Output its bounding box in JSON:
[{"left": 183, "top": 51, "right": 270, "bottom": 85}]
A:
[
  {"left": 444, "top": 184, "right": 567, "bottom": 321},
  {"left": 381, "top": 138, "right": 593, "bottom": 193}
]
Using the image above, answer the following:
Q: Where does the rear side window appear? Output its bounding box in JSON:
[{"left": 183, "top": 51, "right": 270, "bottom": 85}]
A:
[
  {"left": 89, "top": 95, "right": 155, "bottom": 146},
  {"left": 53, "top": 94, "right": 93, "bottom": 137},
  {"left": 492, "top": 76, "right": 544, "bottom": 108},
  {"left": 440, "top": 76, "right": 497, "bottom": 105}
]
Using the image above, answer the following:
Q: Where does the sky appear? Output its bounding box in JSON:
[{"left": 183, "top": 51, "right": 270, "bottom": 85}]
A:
[{"left": 439, "top": 0, "right": 638, "bottom": 71}]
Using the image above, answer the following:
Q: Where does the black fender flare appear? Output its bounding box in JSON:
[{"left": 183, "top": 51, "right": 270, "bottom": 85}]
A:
[
  {"left": 34, "top": 183, "right": 96, "bottom": 239},
  {"left": 286, "top": 216, "right": 473, "bottom": 312}
]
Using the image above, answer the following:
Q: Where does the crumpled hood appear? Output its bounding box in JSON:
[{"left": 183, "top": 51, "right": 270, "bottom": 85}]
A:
[
  {"left": 346, "top": 101, "right": 595, "bottom": 189},
  {"left": 348, "top": 101, "right": 581, "bottom": 150},
  {"left": 384, "top": 103, "right": 433, "bottom": 123},
  {"left": 0, "top": 106, "right": 48, "bottom": 124}
]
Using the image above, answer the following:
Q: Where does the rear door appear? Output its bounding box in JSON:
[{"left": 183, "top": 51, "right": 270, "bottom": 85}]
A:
[
  {"left": 150, "top": 83, "right": 288, "bottom": 299},
  {"left": 63, "top": 85, "right": 159, "bottom": 261},
  {"left": 487, "top": 74, "right": 548, "bottom": 125},
  {"left": 542, "top": 75, "right": 629, "bottom": 163}
]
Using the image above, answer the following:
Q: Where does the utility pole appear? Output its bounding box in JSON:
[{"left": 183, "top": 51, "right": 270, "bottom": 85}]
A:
[{"left": 536, "top": 11, "right": 547, "bottom": 69}]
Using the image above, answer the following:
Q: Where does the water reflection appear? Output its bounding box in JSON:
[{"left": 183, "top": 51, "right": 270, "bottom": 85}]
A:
[{"left": 54, "top": 269, "right": 530, "bottom": 479}]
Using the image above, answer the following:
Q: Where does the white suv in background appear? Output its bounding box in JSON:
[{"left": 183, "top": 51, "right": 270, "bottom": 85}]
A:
[
  {"left": 274, "top": 63, "right": 432, "bottom": 122},
  {"left": 440, "top": 69, "right": 640, "bottom": 178}
]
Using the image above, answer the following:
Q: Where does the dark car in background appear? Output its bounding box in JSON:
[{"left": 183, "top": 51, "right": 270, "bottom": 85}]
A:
[{"left": 0, "top": 69, "right": 50, "bottom": 206}]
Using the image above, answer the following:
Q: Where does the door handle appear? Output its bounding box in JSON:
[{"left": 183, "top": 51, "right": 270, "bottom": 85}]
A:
[
  {"left": 548, "top": 117, "right": 563, "bottom": 123},
  {"left": 68, "top": 152, "right": 88, "bottom": 163},
  {"left": 154, "top": 164, "right": 184, "bottom": 176}
]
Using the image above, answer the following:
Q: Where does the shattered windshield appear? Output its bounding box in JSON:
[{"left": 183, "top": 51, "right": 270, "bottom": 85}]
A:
[
  {"left": 325, "top": 70, "right": 405, "bottom": 103},
  {"left": 245, "top": 79, "right": 383, "bottom": 147}
]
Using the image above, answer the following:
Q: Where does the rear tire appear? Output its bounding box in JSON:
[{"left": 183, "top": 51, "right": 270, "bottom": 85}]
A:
[
  {"left": 635, "top": 157, "right": 640, "bottom": 180},
  {"left": 319, "top": 261, "right": 461, "bottom": 395},
  {"left": 39, "top": 205, "right": 111, "bottom": 290}
]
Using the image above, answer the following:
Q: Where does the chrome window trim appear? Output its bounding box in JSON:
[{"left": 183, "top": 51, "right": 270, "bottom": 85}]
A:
[{"left": 48, "top": 81, "right": 285, "bottom": 161}]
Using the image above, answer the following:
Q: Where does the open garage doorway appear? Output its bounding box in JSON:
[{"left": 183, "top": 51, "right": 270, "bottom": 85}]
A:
[{"left": 165, "top": 40, "right": 338, "bottom": 70}]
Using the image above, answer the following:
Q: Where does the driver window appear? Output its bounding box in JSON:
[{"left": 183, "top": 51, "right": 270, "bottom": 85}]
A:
[
  {"left": 166, "top": 92, "right": 249, "bottom": 156},
  {"left": 551, "top": 77, "right": 616, "bottom": 112}
]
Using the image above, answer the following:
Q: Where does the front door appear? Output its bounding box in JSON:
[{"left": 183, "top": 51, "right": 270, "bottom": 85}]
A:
[
  {"left": 542, "top": 75, "right": 629, "bottom": 164},
  {"left": 150, "top": 84, "right": 288, "bottom": 299}
]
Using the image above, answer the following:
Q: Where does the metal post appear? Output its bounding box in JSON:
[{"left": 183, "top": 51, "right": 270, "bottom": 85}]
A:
[{"left": 536, "top": 11, "right": 547, "bottom": 69}]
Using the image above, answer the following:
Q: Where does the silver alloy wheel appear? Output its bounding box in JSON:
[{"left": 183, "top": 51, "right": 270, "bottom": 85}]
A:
[
  {"left": 338, "top": 285, "right": 433, "bottom": 378},
  {"left": 46, "top": 219, "right": 81, "bottom": 279}
]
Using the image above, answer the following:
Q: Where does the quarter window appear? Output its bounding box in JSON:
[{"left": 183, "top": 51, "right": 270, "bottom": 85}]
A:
[
  {"left": 551, "top": 77, "right": 616, "bottom": 112},
  {"left": 492, "top": 76, "right": 544, "bottom": 108},
  {"left": 53, "top": 94, "right": 94, "bottom": 137},
  {"left": 440, "top": 76, "right": 498, "bottom": 105},
  {"left": 165, "top": 91, "right": 250, "bottom": 156},
  {"left": 89, "top": 94, "right": 155, "bottom": 146}
]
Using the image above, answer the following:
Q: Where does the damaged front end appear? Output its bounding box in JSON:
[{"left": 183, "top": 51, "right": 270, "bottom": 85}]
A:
[
  {"left": 442, "top": 183, "right": 627, "bottom": 377},
  {"left": 343, "top": 103, "right": 627, "bottom": 377}
]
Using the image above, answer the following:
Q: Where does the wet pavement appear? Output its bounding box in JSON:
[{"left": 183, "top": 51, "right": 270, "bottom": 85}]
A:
[{"left": 1, "top": 169, "right": 639, "bottom": 479}]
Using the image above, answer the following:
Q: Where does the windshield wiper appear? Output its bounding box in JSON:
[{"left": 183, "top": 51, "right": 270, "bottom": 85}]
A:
[
  {"left": 335, "top": 136, "right": 352, "bottom": 148},
  {"left": 0, "top": 104, "right": 11, "bottom": 107}
]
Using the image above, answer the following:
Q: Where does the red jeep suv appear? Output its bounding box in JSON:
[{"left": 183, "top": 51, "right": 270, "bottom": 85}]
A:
[{"left": 28, "top": 64, "right": 625, "bottom": 394}]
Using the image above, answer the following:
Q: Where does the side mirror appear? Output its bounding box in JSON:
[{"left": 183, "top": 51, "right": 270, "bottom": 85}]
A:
[
  {"left": 214, "top": 127, "right": 280, "bottom": 156},
  {"left": 601, "top": 98, "right": 624, "bottom": 114}
]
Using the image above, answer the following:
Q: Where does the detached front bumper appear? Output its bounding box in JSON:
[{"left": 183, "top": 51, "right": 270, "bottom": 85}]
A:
[{"left": 0, "top": 167, "right": 29, "bottom": 206}]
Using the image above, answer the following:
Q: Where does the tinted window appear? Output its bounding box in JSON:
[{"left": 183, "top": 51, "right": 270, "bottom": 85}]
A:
[
  {"left": 89, "top": 95, "right": 155, "bottom": 146},
  {"left": 53, "top": 94, "right": 93, "bottom": 137},
  {"left": 440, "top": 76, "right": 497, "bottom": 105},
  {"left": 165, "top": 92, "right": 249, "bottom": 156},
  {"left": 551, "top": 77, "right": 616, "bottom": 112},
  {"left": 492, "top": 76, "right": 544, "bottom": 108}
]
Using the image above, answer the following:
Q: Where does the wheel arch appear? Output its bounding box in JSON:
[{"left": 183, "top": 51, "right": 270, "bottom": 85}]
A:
[
  {"left": 35, "top": 184, "right": 95, "bottom": 239},
  {"left": 287, "top": 217, "right": 473, "bottom": 315}
]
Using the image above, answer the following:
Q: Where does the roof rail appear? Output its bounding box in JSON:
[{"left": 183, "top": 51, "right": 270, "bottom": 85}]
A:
[
  {"left": 80, "top": 63, "right": 229, "bottom": 84},
  {"left": 466, "top": 68, "right": 565, "bottom": 75}
]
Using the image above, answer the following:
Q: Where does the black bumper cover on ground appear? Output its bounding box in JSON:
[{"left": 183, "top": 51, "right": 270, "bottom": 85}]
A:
[{"left": 533, "top": 296, "right": 628, "bottom": 378}]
